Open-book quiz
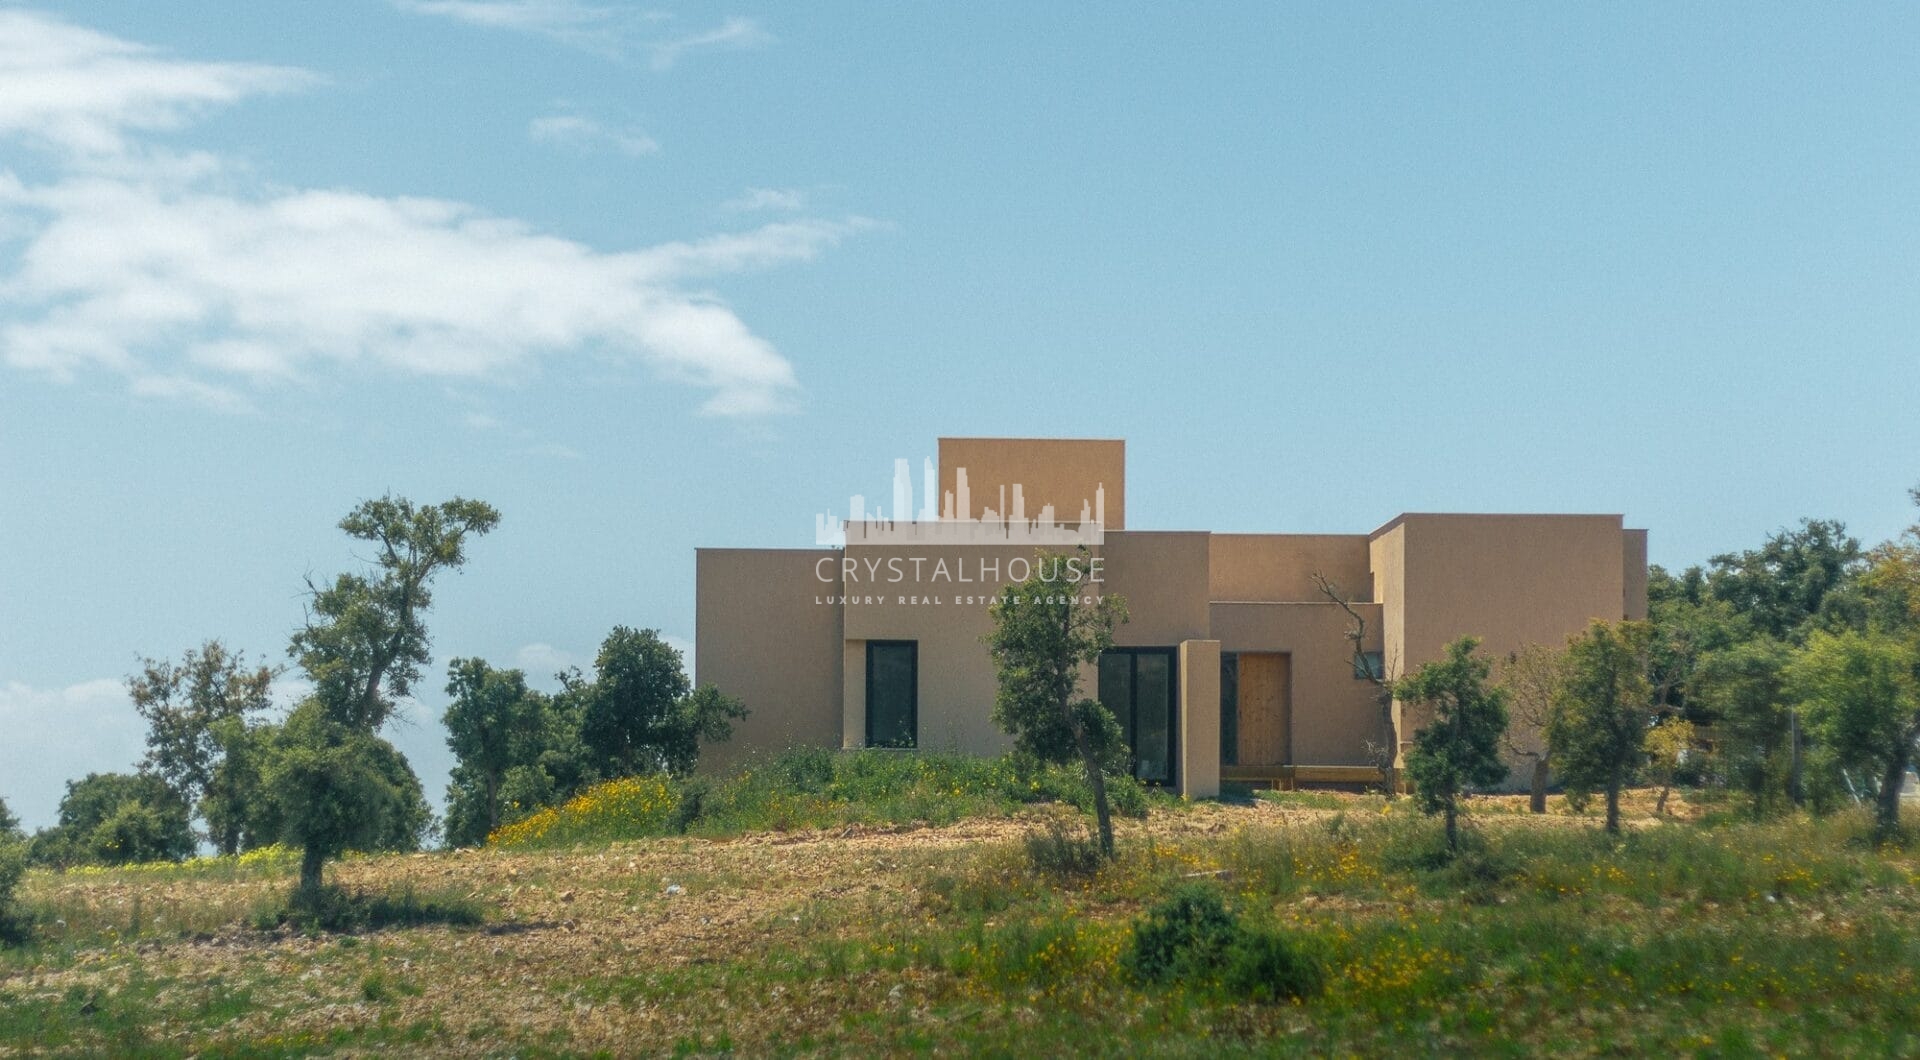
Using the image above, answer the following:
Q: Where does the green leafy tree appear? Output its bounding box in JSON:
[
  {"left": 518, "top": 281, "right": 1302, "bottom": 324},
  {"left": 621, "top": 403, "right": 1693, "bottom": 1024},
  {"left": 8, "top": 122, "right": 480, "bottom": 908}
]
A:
[
  {"left": 1644, "top": 718, "right": 1696, "bottom": 816},
  {"left": 442, "top": 658, "right": 549, "bottom": 846},
  {"left": 1547, "top": 620, "right": 1657, "bottom": 835},
  {"left": 0, "top": 797, "right": 18, "bottom": 842},
  {"left": 30, "top": 773, "right": 193, "bottom": 866},
  {"left": 127, "top": 640, "right": 277, "bottom": 854},
  {"left": 0, "top": 831, "right": 23, "bottom": 944},
  {"left": 1789, "top": 628, "right": 1919, "bottom": 841},
  {"left": 577, "top": 628, "right": 747, "bottom": 778},
  {"left": 579, "top": 627, "right": 690, "bottom": 775},
  {"left": 1691, "top": 637, "right": 1798, "bottom": 814},
  {"left": 266, "top": 703, "right": 433, "bottom": 888},
  {"left": 985, "top": 548, "right": 1130, "bottom": 858},
  {"left": 289, "top": 496, "right": 501, "bottom": 732},
  {"left": 276, "top": 495, "right": 498, "bottom": 890},
  {"left": 1397, "top": 637, "right": 1510, "bottom": 851},
  {"left": 200, "top": 715, "right": 282, "bottom": 854},
  {"left": 1706, "top": 519, "right": 1864, "bottom": 642}
]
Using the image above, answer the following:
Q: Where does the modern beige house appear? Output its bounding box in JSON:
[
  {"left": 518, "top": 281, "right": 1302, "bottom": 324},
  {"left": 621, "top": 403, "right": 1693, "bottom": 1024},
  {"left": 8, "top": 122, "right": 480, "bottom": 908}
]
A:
[{"left": 697, "top": 438, "right": 1647, "bottom": 797}]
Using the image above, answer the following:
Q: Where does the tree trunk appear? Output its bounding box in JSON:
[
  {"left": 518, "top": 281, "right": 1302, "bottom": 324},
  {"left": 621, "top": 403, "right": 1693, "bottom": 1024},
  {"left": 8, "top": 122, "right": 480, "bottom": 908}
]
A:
[
  {"left": 1444, "top": 798, "right": 1459, "bottom": 851},
  {"left": 1529, "top": 756, "right": 1549, "bottom": 815},
  {"left": 300, "top": 842, "right": 326, "bottom": 893},
  {"left": 1875, "top": 746, "right": 1909, "bottom": 843},
  {"left": 1788, "top": 710, "right": 1805, "bottom": 807},
  {"left": 1605, "top": 771, "right": 1622, "bottom": 836},
  {"left": 1656, "top": 781, "right": 1671, "bottom": 816},
  {"left": 1075, "top": 736, "right": 1115, "bottom": 859}
]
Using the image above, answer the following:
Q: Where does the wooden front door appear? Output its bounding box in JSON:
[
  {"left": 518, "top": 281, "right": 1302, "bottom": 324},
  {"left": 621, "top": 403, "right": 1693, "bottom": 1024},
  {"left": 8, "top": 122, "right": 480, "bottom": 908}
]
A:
[{"left": 1235, "top": 652, "right": 1291, "bottom": 767}]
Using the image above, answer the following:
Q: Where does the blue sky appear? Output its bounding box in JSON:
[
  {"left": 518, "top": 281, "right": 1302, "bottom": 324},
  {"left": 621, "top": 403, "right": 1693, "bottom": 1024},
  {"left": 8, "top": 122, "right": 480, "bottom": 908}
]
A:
[{"left": 2, "top": 3, "right": 1917, "bottom": 831}]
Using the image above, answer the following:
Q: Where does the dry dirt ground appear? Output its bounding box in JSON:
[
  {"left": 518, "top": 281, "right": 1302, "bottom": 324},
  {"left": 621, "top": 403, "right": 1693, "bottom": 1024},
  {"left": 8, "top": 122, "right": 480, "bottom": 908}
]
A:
[{"left": 2, "top": 790, "right": 1741, "bottom": 1056}]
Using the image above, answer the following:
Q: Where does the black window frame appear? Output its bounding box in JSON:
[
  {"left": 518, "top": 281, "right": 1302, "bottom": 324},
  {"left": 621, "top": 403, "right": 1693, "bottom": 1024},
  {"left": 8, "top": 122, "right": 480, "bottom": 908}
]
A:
[
  {"left": 1353, "top": 650, "right": 1385, "bottom": 681},
  {"left": 1220, "top": 652, "right": 1239, "bottom": 767},
  {"left": 1097, "top": 646, "right": 1180, "bottom": 786},
  {"left": 864, "top": 640, "right": 919, "bottom": 749}
]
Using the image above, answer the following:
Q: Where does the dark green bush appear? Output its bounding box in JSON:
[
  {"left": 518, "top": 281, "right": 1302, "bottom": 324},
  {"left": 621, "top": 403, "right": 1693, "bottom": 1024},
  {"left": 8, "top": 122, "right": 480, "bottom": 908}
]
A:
[
  {"left": 0, "top": 840, "right": 26, "bottom": 945},
  {"left": 1222, "top": 929, "right": 1325, "bottom": 1002},
  {"left": 1123, "top": 884, "right": 1239, "bottom": 983},
  {"left": 1123, "top": 883, "right": 1325, "bottom": 1002}
]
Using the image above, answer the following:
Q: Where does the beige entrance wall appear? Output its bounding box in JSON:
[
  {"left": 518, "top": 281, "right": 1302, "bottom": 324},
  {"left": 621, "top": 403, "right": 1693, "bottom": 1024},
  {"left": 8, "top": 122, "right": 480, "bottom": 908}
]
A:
[
  {"left": 694, "top": 548, "right": 845, "bottom": 774},
  {"left": 1178, "top": 640, "right": 1221, "bottom": 798}
]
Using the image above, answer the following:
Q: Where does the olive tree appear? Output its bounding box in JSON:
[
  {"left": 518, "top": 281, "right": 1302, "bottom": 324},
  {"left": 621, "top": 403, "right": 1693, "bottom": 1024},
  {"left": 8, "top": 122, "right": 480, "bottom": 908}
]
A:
[
  {"left": 1396, "top": 637, "right": 1510, "bottom": 851},
  {"left": 1789, "top": 628, "right": 1919, "bottom": 841},
  {"left": 1547, "top": 620, "right": 1657, "bottom": 835},
  {"left": 985, "top": 548, "right": 1129, "bottom": 858},
  {"left": 127, "top": 640, "right": 277, "bottom": 854},
  {"left": 276, "top": 495, "right": 498, "bottom": 891}
]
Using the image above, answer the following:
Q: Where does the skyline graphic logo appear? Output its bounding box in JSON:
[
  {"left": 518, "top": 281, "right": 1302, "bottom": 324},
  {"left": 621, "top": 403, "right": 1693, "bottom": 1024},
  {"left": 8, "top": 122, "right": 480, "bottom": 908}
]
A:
[{"left": 813, "top": 456, "right": 1106, "bottom": 547}]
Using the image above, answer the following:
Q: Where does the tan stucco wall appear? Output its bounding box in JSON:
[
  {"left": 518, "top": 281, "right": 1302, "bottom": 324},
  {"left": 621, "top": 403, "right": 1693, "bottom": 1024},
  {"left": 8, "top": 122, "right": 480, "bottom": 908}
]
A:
[
  {"left": 1102, "top": 531, "right": 1212, "bottom": 647},
  {"left": 838, "top": 542, "right": 1041, "bottom": 755},
  {"left": 1382, "top": 514, "right": 1630, "bottom": 671},
  {"left": 937, "top": 437, "right": 1125, "bottom": 529},
  {"left": 1623, "top": 529, "right": 1650, "bottom": 621},
  {"left": 1210, "top": 601, "right": 1385, "bottom": 765},
  {"left": 1207, "top": 533, "right": 1372, "bottom": 603},
  {"left": 694, "top": 548, "right": 845, "bottom": 773},
  {"left": 1371, "top": 514, "right": 1639, "bottom": 775},
  {"left": 1178, "top": 640, "right": 1221, "bottom": 798}
]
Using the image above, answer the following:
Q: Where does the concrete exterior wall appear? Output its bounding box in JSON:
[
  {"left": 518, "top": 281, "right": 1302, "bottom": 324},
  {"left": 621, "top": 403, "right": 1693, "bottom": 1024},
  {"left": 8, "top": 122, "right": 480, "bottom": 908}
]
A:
[
  {"left": 1372, "top": 514, "right": 1637, "bottom": 764},
  {"left": 1210, "top": 602, "right": 1385, "bottom": 765},
  {"left": 694, "top": 548, "right": 845, "bottom": 773},
  {"left": 937, "top": 437, "right": 1125, "bottom": 529},
  {"left": 1103, "top": 531, "right": 1212, "bottom": 647},
  {"left": 1208, "top": 533, "right": 1372, "bottom": 603},
  {"left": 692, "top": 440, "right": 1650, "bottom": 786},
  {"left": 1178, "top": 640, "right": 1221, "bottom": 798},
  {"left": 1383, "top": 514, "right": 1630, "bottom": 671},
  {"left": 1623, "top": 529, "right": 1650, "bottom": 621},
  {"left": 838, "top": 542, "right": 1035, "bottom": 756}
]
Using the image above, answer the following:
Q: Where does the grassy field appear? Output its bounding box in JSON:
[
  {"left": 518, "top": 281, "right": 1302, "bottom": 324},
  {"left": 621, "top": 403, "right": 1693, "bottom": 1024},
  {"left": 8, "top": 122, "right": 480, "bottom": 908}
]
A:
[{"left": 4, "top": 779, "right": 1920, "bottom": 1057}]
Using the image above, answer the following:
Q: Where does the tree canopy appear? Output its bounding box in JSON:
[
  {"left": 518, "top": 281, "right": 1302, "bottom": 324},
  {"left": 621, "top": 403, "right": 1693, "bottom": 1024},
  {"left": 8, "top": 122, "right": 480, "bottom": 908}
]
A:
[
  {"left": 1398, "top": 637, "right": 1510, "bottom": 850},
  {"left": 985, "top": 548, "right": 1129, "bottom": 857}
]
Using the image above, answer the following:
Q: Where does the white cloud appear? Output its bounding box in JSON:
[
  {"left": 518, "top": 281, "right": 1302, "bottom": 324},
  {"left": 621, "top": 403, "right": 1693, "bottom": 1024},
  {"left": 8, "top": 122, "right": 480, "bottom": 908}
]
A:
[
  {"left": 528, "top": 113, "right": 658, "bottom": 157},
  {"left": 0, "top": 12, "right": 861, "bottom": 418},
  {"left": 647, "top": 16, "right": 770, "bottom": 72},
  {"left": 513, "top": 642, "right": 581, "bottom": 680},
  {"left": 392, "top": 0, "right": 627, "bottom": 55},
  {"left": 525, "top": 440, "right": 583, "bottom": 460},
  {"left": 395, "top": 4, "right": 768, "bottom": 70},
  {"left": 0, "top": 678, "right": 143, "bottom": 832},
  {"left": 0, "top": 10, "right": 310, "bottom": 157},
  {"left": 722, "top": 187, "right": 807, "bottom": 214}
]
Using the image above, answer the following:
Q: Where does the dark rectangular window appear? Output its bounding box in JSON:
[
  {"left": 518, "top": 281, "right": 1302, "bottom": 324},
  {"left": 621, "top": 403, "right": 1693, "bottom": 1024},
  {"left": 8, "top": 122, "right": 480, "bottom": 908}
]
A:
[
  {"left": 866, "top": 641, "right": 917, "bottom": 748},
  {"left": 1097, "top": 648, "right": 1178, "bottom": 784},
  {"left": 1354, "top": 650, "right": 1385, "bottom": 681},
  {"left": 1220, "top": 653, "right": 1239, "bottom": 767}
]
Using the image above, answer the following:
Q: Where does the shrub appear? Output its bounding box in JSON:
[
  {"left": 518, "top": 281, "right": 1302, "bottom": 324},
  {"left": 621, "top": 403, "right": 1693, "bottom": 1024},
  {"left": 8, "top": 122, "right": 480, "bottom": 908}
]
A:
[
  {"left": 1222, "top": 929, "right": 1326, "bottom": 1002},
  {"left": 1123, "top": 883, "right": 1325, "bottom": 1002},
  {"left": 1123, "top": 884, "right": 1239, "bottom": 983},
  {"left": 0, "top": 839, "right": 26, "bottom": 944},
  {"left": 1023, "top": 818, "right": 1104, "bottom": 878}
]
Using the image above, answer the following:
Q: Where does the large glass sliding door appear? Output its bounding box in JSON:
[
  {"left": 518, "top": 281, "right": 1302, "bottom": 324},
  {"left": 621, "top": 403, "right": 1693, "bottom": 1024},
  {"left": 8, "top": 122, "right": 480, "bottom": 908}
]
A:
[{"left": 1097, "top": 648, "right": 1178, "bottom": 784}]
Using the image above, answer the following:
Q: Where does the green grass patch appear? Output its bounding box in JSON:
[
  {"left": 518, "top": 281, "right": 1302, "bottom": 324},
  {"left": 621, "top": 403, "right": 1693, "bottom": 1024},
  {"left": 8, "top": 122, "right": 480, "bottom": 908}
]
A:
[{"left": 489, "top": 748, "right": 1161, "bottom": 850}]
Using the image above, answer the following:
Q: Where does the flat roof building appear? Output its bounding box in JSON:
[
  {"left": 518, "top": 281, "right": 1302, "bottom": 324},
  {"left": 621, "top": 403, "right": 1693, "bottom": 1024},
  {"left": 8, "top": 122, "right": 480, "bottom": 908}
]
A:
[{"left": 697, "top": 438, "right": 1647, "bottom": 797}]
